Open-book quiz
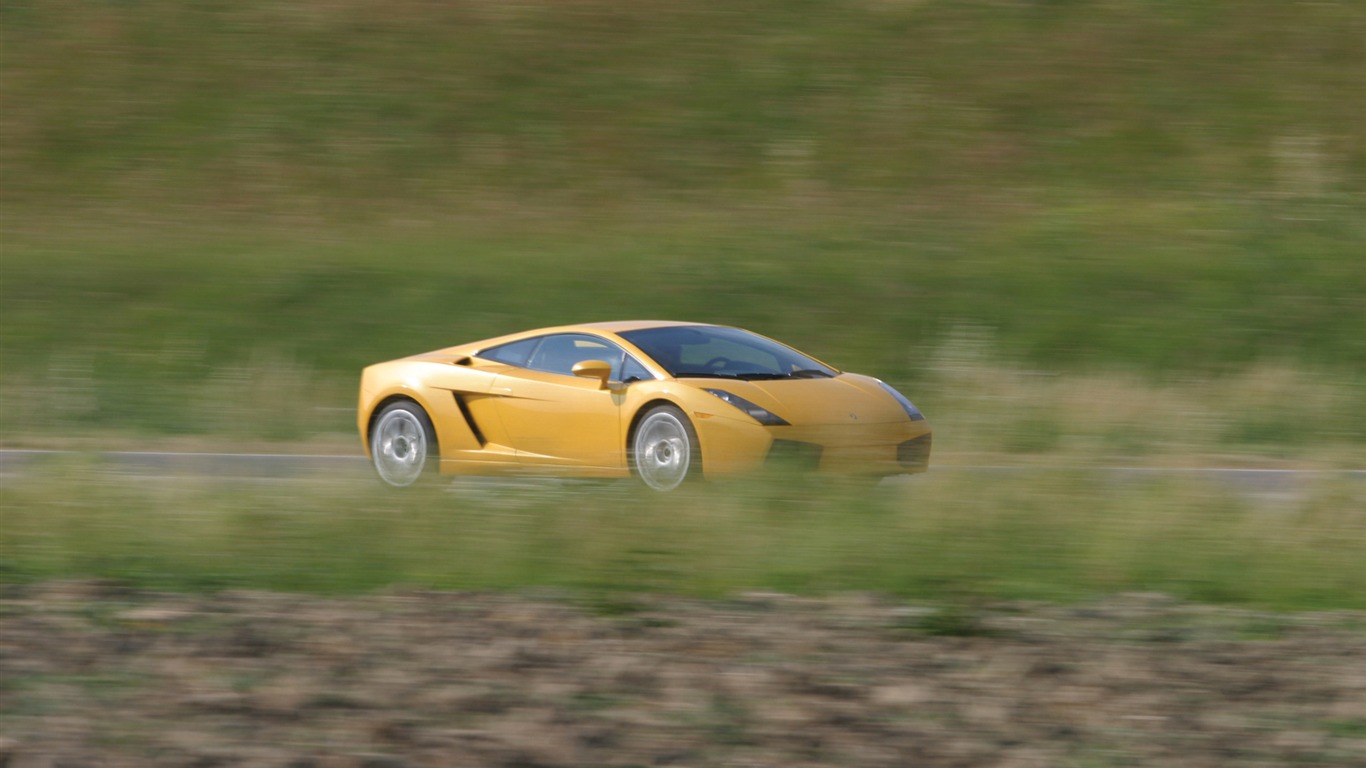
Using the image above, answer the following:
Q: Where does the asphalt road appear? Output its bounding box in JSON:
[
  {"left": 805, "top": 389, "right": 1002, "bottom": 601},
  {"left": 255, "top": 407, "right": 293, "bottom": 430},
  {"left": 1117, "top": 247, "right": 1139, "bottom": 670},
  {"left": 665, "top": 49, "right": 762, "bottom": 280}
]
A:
[
  {"left": 3, "top": 449, "right": 1362, "bottom": 494},
  {"left": 0, "top": 449, "right": 365, "bottom": 479}
]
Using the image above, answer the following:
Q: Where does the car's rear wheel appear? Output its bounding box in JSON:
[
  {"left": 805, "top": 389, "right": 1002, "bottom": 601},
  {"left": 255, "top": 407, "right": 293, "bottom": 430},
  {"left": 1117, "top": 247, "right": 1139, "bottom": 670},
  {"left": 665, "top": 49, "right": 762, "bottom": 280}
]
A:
[
  {"left": 631, "top": 405, "right": 699, "bottom": 491},
  {"left": 370, "top": 401, "right": 437, "bottom": 487}
]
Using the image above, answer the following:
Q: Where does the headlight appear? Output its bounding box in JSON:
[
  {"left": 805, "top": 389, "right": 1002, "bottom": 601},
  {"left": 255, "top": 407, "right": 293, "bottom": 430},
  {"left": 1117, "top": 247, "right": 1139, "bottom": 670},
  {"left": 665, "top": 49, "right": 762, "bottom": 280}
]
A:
[
  {"left": 703, "top": 389, "right": 790, "bottom": 426},
  {"left": 877, "top": 381, "right": 926, "bottom": 421}
]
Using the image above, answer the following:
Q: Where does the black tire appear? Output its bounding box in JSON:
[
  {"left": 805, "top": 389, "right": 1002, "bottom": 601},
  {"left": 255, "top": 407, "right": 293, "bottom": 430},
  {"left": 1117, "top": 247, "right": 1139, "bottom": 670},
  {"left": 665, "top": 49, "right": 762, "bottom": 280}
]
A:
[
  {"left": 630, "top": 404, "right": 701, "bottom": 491},
  {"left": 369, "top": 400, "right": 438, "bottom": 487}
]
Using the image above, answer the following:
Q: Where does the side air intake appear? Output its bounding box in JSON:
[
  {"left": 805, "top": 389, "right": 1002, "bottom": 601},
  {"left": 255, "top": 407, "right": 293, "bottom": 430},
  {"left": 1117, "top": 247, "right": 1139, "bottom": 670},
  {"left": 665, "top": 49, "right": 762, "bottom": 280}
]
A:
[
  {"left": 897, "top": 434, "right": 932, "bottom": 470},
  {"left": 452, "top": 393, "right": 487, "bottom": 447}
]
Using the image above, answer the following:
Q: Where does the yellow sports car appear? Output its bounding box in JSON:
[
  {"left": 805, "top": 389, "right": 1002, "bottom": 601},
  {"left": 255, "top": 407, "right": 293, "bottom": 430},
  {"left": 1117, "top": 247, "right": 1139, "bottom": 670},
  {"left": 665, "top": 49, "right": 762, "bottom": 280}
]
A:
[{"left": 358, "top": 321, "right": 931, "bottom": 490}]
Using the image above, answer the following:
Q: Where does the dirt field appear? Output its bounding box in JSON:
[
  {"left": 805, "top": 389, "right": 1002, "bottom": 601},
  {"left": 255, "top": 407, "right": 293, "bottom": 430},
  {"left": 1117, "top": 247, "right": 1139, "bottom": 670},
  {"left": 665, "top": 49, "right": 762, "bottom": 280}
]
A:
[{"left": 2, "top": 581, "right": 1364, "bottom": 768}]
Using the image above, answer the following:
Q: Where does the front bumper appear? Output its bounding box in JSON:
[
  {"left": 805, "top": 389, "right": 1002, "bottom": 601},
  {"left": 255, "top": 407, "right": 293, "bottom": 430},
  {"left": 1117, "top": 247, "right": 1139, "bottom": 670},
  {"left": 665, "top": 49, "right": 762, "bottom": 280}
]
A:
[{"left": 694, "top": 415, "right": 932, "bottom": 477}]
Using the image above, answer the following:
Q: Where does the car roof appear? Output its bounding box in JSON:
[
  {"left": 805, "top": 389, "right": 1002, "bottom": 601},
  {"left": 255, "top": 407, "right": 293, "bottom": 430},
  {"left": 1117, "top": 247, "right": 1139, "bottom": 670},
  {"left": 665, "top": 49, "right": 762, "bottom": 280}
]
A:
[
  {"left": 573, "top": 319, "right": 716, "bottom": 333},
  {"left": 449, "top": 320, "right": 718, "bottom": 355},
  {"left": 481, "top": 320, "right": 717, "bottom": 340}
]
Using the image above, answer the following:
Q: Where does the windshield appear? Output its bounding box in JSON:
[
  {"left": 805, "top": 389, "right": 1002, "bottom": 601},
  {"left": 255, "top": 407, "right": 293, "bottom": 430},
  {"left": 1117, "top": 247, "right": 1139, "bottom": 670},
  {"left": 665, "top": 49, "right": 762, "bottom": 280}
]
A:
[{"left": 619, "top": 326, "right": 838, "bottom": 380}]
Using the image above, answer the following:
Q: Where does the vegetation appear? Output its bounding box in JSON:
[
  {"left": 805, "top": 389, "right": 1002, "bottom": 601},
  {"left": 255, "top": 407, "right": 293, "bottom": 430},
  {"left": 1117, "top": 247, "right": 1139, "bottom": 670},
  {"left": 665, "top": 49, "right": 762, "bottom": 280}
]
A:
[
  {"left": 5, "top": 0, "right": 1364, "bottom": 216},
  {"left": 3, "top": 463, "right": 1363, "bottom": 610},
  {"left": 1, "top": 1, "right": 1362, "bottom": 604},
  {"left": 3, "top": 2, "right": 1362, "bottom": 438}
]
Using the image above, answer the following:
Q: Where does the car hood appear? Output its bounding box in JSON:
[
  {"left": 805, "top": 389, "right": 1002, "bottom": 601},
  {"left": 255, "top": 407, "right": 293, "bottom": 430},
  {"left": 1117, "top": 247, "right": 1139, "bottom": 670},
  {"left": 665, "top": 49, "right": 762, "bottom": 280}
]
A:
[{"left": 685, "top": 373, "right": 908, "bottom": 426}]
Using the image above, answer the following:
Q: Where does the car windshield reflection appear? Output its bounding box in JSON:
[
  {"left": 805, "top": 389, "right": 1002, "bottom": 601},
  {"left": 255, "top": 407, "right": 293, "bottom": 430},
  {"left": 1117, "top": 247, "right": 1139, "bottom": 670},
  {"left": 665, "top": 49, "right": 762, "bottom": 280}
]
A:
[{"left": 620, "top": 325, "right": 838, "bottom": 380}]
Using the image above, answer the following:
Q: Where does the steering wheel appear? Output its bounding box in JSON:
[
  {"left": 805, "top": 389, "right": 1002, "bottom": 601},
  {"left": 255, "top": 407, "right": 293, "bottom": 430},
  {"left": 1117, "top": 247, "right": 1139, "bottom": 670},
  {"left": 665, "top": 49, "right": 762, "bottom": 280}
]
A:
[{"left": 704, "top": 356, "right": 733, "bottom": 370}]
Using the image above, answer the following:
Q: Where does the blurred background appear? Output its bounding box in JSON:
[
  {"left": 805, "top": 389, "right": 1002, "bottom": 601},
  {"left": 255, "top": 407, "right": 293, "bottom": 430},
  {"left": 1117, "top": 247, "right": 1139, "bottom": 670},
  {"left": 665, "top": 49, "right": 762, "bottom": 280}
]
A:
[
  {"left": 1, "top": 1, "right": 1364, "bottom": 601},
  {"left": 3, "top": 0, "right": 1364, "bottom": 445}
]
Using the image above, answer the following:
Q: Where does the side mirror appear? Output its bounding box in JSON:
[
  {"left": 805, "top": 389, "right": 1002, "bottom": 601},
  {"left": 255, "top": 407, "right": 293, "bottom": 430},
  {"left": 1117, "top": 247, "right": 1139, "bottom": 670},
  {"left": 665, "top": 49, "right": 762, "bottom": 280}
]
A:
[{"left": 570, "top": 359, "right": 613, "bottom": 388}]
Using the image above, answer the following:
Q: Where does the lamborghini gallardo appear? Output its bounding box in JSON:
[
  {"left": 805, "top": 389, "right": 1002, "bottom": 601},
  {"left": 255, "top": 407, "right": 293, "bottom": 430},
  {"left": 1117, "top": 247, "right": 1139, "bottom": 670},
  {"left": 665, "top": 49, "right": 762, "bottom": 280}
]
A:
[{"left": 358, "top": 321, "right": 931, "bottom": 490}]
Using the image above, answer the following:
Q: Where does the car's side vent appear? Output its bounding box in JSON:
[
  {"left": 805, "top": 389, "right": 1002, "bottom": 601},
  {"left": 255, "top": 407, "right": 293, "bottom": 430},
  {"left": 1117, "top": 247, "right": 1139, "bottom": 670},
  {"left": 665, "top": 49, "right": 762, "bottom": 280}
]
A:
[
  {"left": 897, "top": 434, "right": 932, "bottom": 469},
  {"left": 452, "top": 393, "right": 487, "bottom": 447}
]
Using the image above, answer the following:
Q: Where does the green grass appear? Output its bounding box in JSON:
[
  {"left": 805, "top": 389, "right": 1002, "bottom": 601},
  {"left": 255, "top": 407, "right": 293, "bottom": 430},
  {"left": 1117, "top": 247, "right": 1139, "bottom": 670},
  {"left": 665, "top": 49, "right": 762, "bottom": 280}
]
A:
[
  {"left": 1, "top": 1, "right": 1363, "bottom": 605},
  {"left": 3, "top": 222, "right": 1364, "bottom": 450},
  {"left": 2, "top": 0, "right": 1364, "bottom": 441},
  {"left": 4, "top": 0, "right": 1363, "bottom": 211},
  {"left": 3, "top": 463, "right": 1363, "bottom": 610}
]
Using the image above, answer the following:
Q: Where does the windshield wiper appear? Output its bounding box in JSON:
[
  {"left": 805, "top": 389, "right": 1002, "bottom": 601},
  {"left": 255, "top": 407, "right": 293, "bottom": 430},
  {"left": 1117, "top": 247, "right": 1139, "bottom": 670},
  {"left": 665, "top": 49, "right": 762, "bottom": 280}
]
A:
[
  {"left": 677, "top": 370, "right": 836, "bottom": 381},
  {"left": 672, "top": 371, "right": 740, "bottom": 379},
  {"left": 736, "top": 369, "right": 835, "bottom": 381}
]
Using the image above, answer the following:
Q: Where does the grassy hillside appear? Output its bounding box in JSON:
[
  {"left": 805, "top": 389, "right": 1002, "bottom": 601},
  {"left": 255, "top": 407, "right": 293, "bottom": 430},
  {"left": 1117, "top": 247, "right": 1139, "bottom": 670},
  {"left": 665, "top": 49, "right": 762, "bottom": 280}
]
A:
[
  {"left": 2, "top": 0, "right": 1363, "bottom": 443},
  {"left": 4, "top": 0, "right": 1364, "bottom": 212}
]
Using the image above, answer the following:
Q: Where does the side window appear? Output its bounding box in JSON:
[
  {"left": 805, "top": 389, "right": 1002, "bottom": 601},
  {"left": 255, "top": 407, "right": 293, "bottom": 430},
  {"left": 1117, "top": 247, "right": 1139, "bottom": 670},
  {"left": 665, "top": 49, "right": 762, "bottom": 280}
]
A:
[
  {"left": 621, "top": 355, "right": 653, "bottom": 384},
  {"left": 478, "top": 336, "right": 541, "bottom": 367},
  {"left": 526, "top": 334, "right": 624, "bottom": 377}
]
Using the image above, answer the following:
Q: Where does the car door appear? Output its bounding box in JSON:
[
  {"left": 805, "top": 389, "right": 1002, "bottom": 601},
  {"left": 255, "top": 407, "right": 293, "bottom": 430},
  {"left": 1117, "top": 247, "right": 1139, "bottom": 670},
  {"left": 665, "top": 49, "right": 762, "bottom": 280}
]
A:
[{"left": 489, "top": 333, "right": 629, "bottom": 469}]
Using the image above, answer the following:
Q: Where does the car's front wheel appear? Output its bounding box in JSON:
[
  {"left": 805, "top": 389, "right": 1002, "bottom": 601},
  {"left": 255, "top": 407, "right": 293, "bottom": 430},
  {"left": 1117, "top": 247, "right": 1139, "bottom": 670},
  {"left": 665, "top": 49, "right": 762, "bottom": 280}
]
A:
[
  {"left": 370, "top": 401, "right": 437, "bottom": 487},
  {"left": 631, "top": 405, "right": 700, "bottom": 491}
]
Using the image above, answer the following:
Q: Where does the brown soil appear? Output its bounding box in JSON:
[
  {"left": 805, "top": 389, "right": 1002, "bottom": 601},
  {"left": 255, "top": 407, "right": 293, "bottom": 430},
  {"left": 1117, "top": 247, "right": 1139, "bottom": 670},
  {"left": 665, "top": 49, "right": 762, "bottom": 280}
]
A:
[{"left": 2, "top": 582, "right": 1364, "bottom": 768}]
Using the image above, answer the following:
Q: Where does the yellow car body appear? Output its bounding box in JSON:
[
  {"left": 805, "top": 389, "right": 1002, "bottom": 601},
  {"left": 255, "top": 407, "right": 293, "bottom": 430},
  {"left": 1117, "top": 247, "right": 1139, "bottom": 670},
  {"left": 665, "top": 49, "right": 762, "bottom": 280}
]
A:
[{"left": 358, "top": 321, "right": 931, "bottom": 489}]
